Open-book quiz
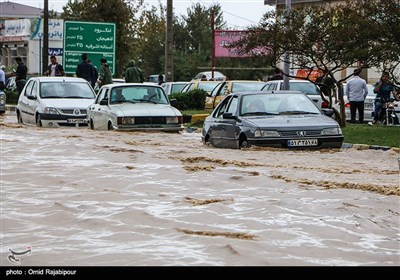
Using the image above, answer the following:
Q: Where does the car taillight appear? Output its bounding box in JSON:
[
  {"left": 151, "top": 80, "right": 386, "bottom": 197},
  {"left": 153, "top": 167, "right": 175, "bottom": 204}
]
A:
[
  {"left": 321, "top": 101, "right": 329, "bottom": 108},
  {"left": 345, "top": 103, "right": 350, "bottom": 108},
  {"left": 178, "top": 116, "right": 183, "bottom": 124}
]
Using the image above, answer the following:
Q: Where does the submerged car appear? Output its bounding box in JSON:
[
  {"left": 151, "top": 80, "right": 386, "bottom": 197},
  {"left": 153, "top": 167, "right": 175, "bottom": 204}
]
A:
[
  {"left": 16, "top": 77, "right": 96, "bottom": 127},
  {"left": 202, "top": 91, "right": 343, "bottom": 149},
  {"left": 87, "top": 83, "right": 183, "bottom": 132}
]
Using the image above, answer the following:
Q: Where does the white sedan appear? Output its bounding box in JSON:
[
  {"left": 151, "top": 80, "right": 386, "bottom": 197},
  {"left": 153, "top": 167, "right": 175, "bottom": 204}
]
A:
[
  {"left": 16, "top": 77, "right": 96, "bottom": 127},
  {"left": 87, "top": 83, "right": 183, "bottom": 132}
]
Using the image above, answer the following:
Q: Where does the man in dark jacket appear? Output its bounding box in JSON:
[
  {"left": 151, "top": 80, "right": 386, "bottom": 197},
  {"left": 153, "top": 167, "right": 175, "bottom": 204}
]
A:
[
  {"left": 14, "top": 56, "right": 28, "bottom": 94},
  {"left": 76, "top": 53, "right": 95, "bottom": 87},
  {"left": 124, "top": 60, "right": 144, "bottom": 83},
  {"left": 97, "top": 58, "right": 113, "bottom": 87}
]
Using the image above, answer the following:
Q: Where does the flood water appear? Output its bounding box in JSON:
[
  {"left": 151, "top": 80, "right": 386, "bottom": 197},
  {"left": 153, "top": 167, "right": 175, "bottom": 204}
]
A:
[{"left": 0, "top": 114, "right": 399, "bottom": 266}]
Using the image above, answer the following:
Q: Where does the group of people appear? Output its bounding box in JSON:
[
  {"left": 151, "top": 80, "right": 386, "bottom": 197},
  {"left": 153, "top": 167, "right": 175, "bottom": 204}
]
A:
[
  {"left": 44, "top": 53, "right": 148, "bottom": 90},
  {"left": 268, "top": 66, "right": 397, "bottom": 124},
  {"left": 342, "top": 68, "right": 397, "bottom": 124}
]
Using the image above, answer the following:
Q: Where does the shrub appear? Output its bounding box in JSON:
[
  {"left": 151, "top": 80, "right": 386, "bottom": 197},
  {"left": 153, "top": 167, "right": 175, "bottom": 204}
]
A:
[
  {"left": 5, "top": 90, "right": 19, "bottom": 105},
  {"left": 169, "top": 89, "right": 207, "bottom": 110}
]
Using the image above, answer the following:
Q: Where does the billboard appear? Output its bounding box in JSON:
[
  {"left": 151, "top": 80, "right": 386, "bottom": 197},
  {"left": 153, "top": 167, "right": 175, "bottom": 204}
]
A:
[
  {"left": 63, "top": 21, "right": 116, "bottom": 75},
  {"left": 214, "top": 30, "right": 267, "bottom": 58}
]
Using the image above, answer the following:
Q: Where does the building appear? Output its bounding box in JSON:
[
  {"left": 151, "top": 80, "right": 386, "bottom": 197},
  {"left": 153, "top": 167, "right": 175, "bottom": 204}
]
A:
[{"left": 0, "top": 1, "right": 63, "bottom": 74}]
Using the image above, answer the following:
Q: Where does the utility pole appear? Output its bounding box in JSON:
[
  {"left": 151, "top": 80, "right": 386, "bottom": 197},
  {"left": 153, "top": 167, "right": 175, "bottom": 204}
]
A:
[
  {"left": 165, "top": 0, "right": 173, "bottom": 82},
  {"left": 283, "top": 0, "right": 291, "bottom": 90},
  {"left": 211, "top": 10, "right": 215, "bottom": 80},
  {"left": 42, "top": 0, "right": 49, "bottom": 75}
]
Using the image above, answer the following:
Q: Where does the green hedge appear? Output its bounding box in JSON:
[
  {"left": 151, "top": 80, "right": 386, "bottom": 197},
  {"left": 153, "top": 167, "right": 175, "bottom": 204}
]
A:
[
  {"left": 169, "top": 89, "right": 207, "bottom": 110},
  {"left": 5, "top": 90, "right": 19, "bottom": 105}
]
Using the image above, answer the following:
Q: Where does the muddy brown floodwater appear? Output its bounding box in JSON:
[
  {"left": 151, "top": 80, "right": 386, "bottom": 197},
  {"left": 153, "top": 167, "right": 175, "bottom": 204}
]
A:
[{"left": 0, "top": 114, "right": 399, "bottom": 266}]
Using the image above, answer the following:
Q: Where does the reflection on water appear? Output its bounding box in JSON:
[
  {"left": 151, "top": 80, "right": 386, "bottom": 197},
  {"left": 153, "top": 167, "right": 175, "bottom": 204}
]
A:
[{"left": 1, "top": 115, "right": 399, "bottom": 266}]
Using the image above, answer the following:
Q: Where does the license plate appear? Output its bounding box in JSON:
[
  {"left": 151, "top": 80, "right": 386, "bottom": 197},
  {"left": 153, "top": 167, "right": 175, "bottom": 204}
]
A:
[
  {"left": 67, "top": 119, "right": 88, "bottom": 124},
  {"left": 288, "top": 139, "right": 318, "bottom": 147},
  {"left": 365, "top": 104, "right": 373, "bottom": 108}
]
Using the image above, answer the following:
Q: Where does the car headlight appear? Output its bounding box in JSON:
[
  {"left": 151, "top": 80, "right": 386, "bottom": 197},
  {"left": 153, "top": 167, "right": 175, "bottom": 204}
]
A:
[
  {"left": 255, "top": 129, "right": 280, "bottom": 137},
  {"left": 121, "top": 117, "right": 135, "bottom": 125},
  {"left": 166, "top": 116, "right": 178, "bottom": 124},
  {"left": 322, "top": 127, "right": 342, "bottom": 135},
  {"left": 0, "top": 94, "right": 5, "bottom": 100},
  {"left": 43, "top": 107, "right": 60, "bottom": 114},
  {"left": 0, "top": 100, "right": 5, "bottom": 105}
]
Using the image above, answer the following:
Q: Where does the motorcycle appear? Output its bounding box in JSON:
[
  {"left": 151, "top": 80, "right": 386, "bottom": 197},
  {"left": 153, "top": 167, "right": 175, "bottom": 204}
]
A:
[{"left": 378, "top": 97, "right": 399, "bottom": 125}]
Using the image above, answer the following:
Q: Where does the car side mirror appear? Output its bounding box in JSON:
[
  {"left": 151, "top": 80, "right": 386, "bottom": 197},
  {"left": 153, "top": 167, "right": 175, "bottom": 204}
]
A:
[
  {"left": 99, "top": 99, "right": 108, "bottom": 106},
  {"left": 169, "top": 98, "right": 178, "bottom": 107},
  {"left": 27, "top": 95, "right": 37, "bottom": 100},
  {"left": 321, "top": 108, "right": 334, "bottom": 117},
  {"left": 223, "top": 112, "right": 236, "bottom": 120}
]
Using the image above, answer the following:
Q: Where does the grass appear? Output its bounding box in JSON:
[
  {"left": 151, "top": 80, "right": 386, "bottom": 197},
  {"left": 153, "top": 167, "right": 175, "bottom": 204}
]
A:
[
  {"left": 341, "top": 123, "right": 400, "bottom": 148},
  {"left": 182, "top": 109, "right": 212, "bottom": 115}
]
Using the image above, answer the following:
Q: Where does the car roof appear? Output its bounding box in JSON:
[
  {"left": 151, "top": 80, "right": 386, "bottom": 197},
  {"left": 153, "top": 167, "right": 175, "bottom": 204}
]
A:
[
  {"left": 101, "top": 83, "right": 163, "bottom": 88},
  {"left": 32, "top": 76, "right": 89, "bottom": 82},
  {"left": 162, "top": 81, "right": 188, "bottom": 85},
  {"left": 233, "top": 90, "right": 304, "bottom": 96}
]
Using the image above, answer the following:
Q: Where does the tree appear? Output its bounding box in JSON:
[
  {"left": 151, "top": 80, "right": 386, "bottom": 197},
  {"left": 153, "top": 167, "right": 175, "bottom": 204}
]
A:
[
  {"left": 232, "top": 0, "right": 399, "bottom": 127},
  {"left": 172, "top": 3, "right": 226, "bottom": 81},
  {"left": 133, "top": 4, "right": 166, "bottom": 78},
  {"left": 359, "top": 0, "right": 400, "bottom": 84}
]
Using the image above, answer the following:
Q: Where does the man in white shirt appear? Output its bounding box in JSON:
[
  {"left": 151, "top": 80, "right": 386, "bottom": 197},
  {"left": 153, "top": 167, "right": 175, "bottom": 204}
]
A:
[{"left": 346, "top": 68, "right": 368, "bottom": 123}]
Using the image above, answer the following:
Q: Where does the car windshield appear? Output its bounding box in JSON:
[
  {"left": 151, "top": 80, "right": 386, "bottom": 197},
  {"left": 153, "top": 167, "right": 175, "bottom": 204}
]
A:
[
  {"left": 231, "top": 82, "right": 265, "bottom": 92},
  {"left": 110, "top": 86, "right": 169, "bottom": 104},
  {"left": 40, "top": 82, "right": 95, "bottom": 99},
  {"left": 171, "top": 83, "right": 188, "bottom": 94},
  {"left": 240, "top": 93, "right": 321, "bottom": 116},
  {"left": 289, "top": 82, "right": 320, "bottom": 95},
  {"left": 197, "top": 81, "right": 220, "bottom": 92}
]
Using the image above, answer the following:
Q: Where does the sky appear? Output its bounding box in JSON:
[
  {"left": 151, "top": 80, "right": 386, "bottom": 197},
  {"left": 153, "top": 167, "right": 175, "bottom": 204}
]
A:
[{"left": 6, "top": 0, "right": 274, "bottom": 29}]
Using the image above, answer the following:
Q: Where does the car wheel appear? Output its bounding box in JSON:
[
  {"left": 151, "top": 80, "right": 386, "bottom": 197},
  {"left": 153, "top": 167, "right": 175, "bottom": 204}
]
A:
[
  {"left": 36, "top": 114, "right": 42, "bottom": 127},
  {"left": 17, "top": 111, "right": 23, "bottom": 124},
  {"left": 239, "top": 135, "right": 250, "bottom": 149},
  {"left": 90, "top": 119, "right": 95, "bottom": 130},
  {"left": 108, "top": 121, "right": 114, "bottom": 131},
  {"left": 204, "top": 134, "right": 213, "bottom": 147}
]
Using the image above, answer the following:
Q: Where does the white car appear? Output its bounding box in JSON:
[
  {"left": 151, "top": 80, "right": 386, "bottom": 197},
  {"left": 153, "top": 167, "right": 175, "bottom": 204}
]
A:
[
  {"left": 16, "top": 77, "right": 96, "bottom": 127},
  {"left": 161, "top": 81, "right": 189, "bottom": 95},
  {"left": 191, "top": 71, "right": 226, "bottom": 82},
  {"left": 87, "top": 83, "right": 183, "bottom": 132},
  {"left": 262, "top": 79, "right": 323, "bottom": 109}
]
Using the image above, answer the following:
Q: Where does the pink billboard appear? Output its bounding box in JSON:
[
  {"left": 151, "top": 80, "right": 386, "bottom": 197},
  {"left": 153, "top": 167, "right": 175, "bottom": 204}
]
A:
[{"left": 214, "top": 30, "right": 267, "bottom": 58}]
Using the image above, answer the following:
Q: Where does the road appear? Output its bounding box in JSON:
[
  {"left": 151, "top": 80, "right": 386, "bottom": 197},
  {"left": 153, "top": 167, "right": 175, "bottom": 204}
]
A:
[{"left": 0, "top": 113, "right": 399, "bottom": 266}]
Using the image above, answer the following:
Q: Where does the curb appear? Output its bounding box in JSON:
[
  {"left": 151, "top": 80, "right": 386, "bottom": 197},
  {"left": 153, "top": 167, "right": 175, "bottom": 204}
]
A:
[
  {"left": 343, "top": 143, "right": 397, "bottom": 151},
  {"left": 190, "top": 114, "right": 209, "bottom": 123}
]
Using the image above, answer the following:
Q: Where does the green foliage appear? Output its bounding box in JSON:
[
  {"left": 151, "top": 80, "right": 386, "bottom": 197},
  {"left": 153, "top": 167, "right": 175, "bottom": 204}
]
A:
[
  {"left": 5, "top": 89, "right": 19, "bottom": 105},
  {"left": 169, "top": 89, "right": 207, "bottom": 110}
]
